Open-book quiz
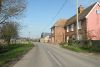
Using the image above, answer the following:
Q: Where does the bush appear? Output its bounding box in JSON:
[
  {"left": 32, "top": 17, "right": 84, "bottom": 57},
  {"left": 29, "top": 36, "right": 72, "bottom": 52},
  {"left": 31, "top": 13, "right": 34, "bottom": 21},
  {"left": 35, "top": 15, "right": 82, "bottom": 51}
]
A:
[
  {"left": 60, "top": 42, "right": 67, "bottom": 45},
  {"left": 61, "top": 40, "right": 100, "bottom": 52}
]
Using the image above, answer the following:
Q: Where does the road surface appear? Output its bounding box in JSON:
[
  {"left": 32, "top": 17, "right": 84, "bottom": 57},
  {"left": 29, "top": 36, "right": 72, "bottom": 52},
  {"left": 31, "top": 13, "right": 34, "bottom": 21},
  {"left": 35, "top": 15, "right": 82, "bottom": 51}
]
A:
[{"left": 13, "top": 42, "right": 100, "bottom": 67}]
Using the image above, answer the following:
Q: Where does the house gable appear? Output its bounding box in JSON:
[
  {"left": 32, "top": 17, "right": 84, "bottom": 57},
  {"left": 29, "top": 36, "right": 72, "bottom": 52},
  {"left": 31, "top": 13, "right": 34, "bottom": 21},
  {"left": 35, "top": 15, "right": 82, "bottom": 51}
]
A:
[
  {"left": 65, "top": 2, "right": 97, "bottom": 26},
  {"left": 86, "top": 2, "right": 100, "bottom": 40},
  {"left": 86, "top": 2, "right": 100, "bottom": 18}
]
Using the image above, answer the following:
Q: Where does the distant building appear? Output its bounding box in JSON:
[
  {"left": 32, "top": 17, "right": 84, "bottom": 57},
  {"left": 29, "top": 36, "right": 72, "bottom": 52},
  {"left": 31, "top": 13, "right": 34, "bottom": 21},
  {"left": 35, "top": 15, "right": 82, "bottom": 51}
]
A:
[{"left": 40, "top": 33, "right": 51, "bottom": 43}]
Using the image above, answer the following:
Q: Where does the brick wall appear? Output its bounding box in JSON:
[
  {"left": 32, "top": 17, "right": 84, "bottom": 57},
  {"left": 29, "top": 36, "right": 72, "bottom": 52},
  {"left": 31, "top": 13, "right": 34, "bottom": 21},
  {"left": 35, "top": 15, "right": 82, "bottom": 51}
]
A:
[
  {"left": 65, "top": 19, "right": 87, "bottom": 41},
  {"left": 51, "top": 26, "right": 65, "bottom": 43}
]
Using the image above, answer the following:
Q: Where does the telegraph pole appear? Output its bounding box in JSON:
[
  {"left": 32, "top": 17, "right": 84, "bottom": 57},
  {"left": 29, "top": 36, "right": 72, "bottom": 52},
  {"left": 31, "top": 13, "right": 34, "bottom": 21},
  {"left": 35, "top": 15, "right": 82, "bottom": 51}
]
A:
[
  {"left": 29, "top": 32, "right": 31, "bottom": 44},
  {"left": 76, "top": 0, "right": 79, "bottom": 40}
]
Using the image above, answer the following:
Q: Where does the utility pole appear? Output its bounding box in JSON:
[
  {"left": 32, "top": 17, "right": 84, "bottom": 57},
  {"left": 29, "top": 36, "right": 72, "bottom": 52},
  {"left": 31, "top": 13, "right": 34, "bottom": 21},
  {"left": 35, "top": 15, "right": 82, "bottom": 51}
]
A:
[
  {"left": 76, "top": 0, "right": 79, "bottom": 40},
  {"left": 29, "top": 32, "right": 31, "bottom": 44}
]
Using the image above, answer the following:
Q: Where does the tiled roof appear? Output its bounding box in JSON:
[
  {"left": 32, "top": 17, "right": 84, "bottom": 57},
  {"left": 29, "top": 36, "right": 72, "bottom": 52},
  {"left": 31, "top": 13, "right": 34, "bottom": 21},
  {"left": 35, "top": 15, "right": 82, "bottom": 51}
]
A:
[
  {"left": 65, "top": 2, "right": 97, "bottom": 26},
  {"left": 52, "top": 19, "right": 67, "bottom": 28}
]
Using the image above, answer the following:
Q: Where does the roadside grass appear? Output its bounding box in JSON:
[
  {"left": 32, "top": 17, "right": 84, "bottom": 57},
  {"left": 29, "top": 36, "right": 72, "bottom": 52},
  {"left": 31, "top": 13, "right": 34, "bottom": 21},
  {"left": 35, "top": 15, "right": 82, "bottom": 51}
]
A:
[
  {"left": 0, "top": 43, "right": 34, "bottom": 67},
  {"left": 61, "top": 41, "right": 100, "bottom": 53},
  {"left": 61, "top": 45, "right": 88, "bottom": 52}
]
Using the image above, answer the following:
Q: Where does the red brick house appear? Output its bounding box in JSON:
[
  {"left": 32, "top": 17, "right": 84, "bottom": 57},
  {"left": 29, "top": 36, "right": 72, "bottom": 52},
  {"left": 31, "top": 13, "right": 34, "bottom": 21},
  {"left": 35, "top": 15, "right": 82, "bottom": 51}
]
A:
[
  {"left": 65, "top": 2, "right": 100, "bottom": 42},
  {"left": 51, "top": 2, "right": 100, "bottom": 44},
  {"left": 51, "top": 19, "right": 67, "bottom": 43}
]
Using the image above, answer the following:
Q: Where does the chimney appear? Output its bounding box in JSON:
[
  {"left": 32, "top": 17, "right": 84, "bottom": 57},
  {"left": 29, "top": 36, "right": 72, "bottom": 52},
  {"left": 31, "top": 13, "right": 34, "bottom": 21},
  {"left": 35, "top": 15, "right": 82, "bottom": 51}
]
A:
[{"left": 78, "top": 5, "right": 84, "bottom": 13}]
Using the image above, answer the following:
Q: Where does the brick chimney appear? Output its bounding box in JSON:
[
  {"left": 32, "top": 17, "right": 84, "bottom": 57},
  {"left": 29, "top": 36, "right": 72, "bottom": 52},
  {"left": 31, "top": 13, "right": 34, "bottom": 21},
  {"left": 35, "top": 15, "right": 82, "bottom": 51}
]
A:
[{"left": 78, "top": 5, "right": 84, "bottom": 13}]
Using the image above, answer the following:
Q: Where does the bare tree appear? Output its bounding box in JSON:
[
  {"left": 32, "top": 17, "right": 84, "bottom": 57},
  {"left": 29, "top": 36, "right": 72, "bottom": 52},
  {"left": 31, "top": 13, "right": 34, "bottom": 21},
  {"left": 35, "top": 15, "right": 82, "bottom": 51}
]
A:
[
  {"left": 1, "top": 21, "right": 19, "bottom": 45},
  {"left": 0, "top": 0, "right": 26, "bottom": 24}
]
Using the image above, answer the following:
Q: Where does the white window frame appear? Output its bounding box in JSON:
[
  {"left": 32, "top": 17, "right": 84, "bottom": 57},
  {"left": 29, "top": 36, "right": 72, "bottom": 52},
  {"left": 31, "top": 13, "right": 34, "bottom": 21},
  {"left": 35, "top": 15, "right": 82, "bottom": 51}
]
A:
[
  {"left": 67, "top": 26, "right": 69, "bottom": 32},
  {"left": 71, "top": 24, "right": 74, "bottom": 31},
  {"left": 96, "top": 10, "right": 100, "bottom": 14}
]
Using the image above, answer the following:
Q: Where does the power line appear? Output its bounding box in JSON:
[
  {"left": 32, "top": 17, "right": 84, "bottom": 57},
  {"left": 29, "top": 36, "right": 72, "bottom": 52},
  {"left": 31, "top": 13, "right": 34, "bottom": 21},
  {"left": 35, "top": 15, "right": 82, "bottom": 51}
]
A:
[
  {"left": 50, "top": 0, "right": 67, "bottom": 23},
  {"left": 97, "top": 0, "right": 100, "bottom": 2},
  {"left": 41, "top": 0, "right": 68, "bottom": 33}
]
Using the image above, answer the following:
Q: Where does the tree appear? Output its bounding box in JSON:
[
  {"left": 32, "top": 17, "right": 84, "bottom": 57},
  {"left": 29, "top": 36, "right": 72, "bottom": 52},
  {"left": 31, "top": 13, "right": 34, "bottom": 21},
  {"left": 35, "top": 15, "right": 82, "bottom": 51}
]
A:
[
  {"left": 0, "top": 0, "right": 26, "bottom": 24},
  {"left": 1, "top": 21, "right": 19, "bottom": 45}
]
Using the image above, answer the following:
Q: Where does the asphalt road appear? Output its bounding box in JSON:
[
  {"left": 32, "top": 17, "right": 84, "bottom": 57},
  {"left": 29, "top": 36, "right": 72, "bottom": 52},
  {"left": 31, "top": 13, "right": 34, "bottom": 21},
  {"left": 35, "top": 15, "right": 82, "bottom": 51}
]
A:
[{"left": 13, "top": 42, "right": 100, "bottom": 67}]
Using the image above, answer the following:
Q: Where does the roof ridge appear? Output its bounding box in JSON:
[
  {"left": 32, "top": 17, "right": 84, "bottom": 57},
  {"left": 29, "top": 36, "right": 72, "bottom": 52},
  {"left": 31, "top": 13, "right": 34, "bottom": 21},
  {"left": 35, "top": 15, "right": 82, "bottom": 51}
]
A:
[
  {"left": 52, "top": 19, "right": 67, "bottom": 27},
  {"left": 65, "top": 2, "right": 97, "bottom": 26}
]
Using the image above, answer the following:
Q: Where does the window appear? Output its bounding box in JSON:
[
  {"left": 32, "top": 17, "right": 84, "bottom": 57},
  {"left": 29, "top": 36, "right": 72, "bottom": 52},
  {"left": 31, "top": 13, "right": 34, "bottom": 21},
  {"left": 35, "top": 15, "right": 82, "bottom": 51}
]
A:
[
  {"left": 96, "top": 10, "right": 100, "bottom": 14},
  {"left": 67, "top": 26, "right": 69, "bottom": 32},
  {"left": 78, "top": 21, "right": 82, "bottom": 29},
  {"left": 71, "top": 24, "right": 74, "bottom": 31}
]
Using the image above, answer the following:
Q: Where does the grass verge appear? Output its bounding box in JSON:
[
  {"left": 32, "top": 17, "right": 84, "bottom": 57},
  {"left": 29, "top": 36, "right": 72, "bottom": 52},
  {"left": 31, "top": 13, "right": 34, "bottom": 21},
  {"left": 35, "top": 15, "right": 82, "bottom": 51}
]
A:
[
  {"left": 62, "top": 45, "right": 87, "bottom": 52},
  {"left": 62, "top": 45, "right": 100, "bottom": 53},
  {"left": 0, "top": 44, "right": 34, "bottom": 67}
]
